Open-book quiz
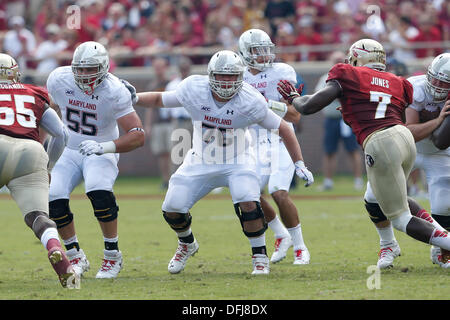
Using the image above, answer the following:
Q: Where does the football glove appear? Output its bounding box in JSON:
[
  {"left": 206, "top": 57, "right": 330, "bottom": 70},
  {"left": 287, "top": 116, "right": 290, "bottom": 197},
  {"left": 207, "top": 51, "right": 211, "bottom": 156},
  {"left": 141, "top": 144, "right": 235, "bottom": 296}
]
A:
[
  {"left": 277, "top": 80, "right": 304, "bottom": 104},
  {"left": 79, "top": 140, "right": 116, "bottom": 156},
  {"left": 120, "top": 79, "right": 138, "bottom": 105},
  {"left": 294, "top": 160, "right": 314, "bottom": 187}
]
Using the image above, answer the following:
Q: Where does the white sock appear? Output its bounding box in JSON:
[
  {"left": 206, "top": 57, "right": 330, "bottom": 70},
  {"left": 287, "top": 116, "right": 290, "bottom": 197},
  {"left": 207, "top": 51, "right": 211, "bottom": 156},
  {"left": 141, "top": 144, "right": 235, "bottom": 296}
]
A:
[
  {"left": 104, "top": 236, "right": 118, "bottom": 243},
  {"left": 63, "top": 235, "right": 78, "bottom": 247},
  {"left": 376, "top": 225, "right": 396, "bottom": 247},
  {"left": 287, "top": 224, "right": 306, "bottom": 251},
  {"left": 268, "top": 216, "right": 290, "bottom": 239},
  {"left": 248, "top": 234, "right": 266, "bottom": 248},
  {"left": 40, "top": 228, "right": 60, "bottom": 249},
  {"left": 430, "top": 229, "right": 450, "bottom": 250}
]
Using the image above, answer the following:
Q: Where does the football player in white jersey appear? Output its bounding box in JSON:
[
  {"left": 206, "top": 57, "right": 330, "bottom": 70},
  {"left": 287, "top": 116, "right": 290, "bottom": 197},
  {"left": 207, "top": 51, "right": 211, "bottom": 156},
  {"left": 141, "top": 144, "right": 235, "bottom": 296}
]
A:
[
  {"left": 133, "top": 50, "right": 314, "bottom": 275},
  {"left": 46, "top": 41, "right": 145, "bottom": 279},
  {"left": 364, "top": 53, "right": 450, "bottom": 269},
  {"left": 238, "top": 29, "right": 310, "bottom": 265}
]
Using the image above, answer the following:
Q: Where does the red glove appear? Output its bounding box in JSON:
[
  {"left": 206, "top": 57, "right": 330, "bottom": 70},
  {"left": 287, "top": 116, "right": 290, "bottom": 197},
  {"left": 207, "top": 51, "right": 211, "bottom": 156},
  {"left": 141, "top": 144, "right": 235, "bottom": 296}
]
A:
[{"left": 277, "top": 80, "right": 304, "bottom": 104}]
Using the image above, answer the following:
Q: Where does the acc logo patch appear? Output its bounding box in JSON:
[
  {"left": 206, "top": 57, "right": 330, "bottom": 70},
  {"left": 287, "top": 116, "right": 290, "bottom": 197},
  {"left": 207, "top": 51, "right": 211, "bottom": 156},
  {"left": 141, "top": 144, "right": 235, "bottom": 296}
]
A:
[{"left": 365, "top": 154, "right": 375, "bottom": 167}]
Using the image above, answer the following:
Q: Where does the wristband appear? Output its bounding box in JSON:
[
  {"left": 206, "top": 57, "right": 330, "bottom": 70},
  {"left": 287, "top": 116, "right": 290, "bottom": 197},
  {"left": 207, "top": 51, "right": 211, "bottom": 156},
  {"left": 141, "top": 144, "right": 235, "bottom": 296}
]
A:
[
  {"left": 99, "top": 141, "right": 116, "bottom": 154},
  {"left": 268, "top": 100, "right": 288, "bottom": 117}
]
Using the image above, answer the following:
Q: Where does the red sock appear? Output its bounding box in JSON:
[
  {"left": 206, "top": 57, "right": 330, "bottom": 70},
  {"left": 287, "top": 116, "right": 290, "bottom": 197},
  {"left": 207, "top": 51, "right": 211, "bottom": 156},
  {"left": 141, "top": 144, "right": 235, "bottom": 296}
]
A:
[{"left": 46, "top": 238, "right": 62, "bottom": 251}]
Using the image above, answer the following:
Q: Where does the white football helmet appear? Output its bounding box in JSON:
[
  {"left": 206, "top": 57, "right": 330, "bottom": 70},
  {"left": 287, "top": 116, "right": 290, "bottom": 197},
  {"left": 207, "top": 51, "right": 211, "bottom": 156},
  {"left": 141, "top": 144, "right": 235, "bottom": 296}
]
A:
[
  {"left": 0, "top": 53, "right": 20, "bottom": 83},
  {"left": 347, "top": 39, "right": 386, "bottom": 71},
  {"left": 207, "top": 50, "right": 244, "bottom": 99},
  {"left": 426, "top": 53, "right": 450, "bottom": 102},
  {"left": 238, "top": 29, "right": 275, "bottom": 71},
  {"left": 71, "top": 41, "right": 109, "bottom": 94}
]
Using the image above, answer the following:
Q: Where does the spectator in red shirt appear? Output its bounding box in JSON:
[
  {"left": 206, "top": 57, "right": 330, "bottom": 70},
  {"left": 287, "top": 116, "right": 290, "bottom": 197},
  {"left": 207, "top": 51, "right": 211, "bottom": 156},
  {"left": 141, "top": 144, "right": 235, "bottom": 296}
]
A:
[
  {"left": 294, "top": 15, "right": 323, "bottom": 61},
  {"left": 412, "top": 15, "right": 443, "bottom": 58}
]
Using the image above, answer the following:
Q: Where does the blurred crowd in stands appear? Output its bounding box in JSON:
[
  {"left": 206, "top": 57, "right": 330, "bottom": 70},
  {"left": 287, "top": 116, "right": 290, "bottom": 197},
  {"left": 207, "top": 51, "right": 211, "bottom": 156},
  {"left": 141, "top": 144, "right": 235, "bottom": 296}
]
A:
[{"left": 0, "top": 0, "right": 449, "bottom": 73}]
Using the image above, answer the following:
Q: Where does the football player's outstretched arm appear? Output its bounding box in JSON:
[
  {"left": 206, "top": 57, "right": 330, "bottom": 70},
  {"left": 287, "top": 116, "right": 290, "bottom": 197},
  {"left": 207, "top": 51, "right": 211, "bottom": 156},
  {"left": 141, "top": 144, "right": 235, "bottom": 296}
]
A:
[
  {"left": 278, "top": 80, "right": 341, "bottom": 115},
  {"left": 136, "top": 92, "right": 164, "bottom": 108}
]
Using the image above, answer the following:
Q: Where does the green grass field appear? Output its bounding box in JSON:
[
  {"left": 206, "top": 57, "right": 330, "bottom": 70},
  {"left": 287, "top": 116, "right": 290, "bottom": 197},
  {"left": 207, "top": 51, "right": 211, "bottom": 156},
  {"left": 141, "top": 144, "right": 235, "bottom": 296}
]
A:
[{"left": 0, "top": 175, "right": 448, "bottom": 302}]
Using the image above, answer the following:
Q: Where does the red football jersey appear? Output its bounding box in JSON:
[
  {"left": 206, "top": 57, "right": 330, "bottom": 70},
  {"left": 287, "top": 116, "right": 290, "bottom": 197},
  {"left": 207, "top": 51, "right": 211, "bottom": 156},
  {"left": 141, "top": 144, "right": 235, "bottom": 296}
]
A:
[
  {"left": 0, "top": 83, "right": 49, "bottom": 142},
  {"left": 326, "top": 63, "right": 413, "bottom": 146}
]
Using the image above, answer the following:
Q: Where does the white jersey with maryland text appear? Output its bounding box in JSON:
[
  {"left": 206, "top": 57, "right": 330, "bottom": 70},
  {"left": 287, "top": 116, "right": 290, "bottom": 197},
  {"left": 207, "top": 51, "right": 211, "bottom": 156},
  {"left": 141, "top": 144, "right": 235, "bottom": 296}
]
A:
[
  {"left": 46, "top": 66, "right": 134, "bottom": 149},
  {"left": 407, "top": 75, "right": 450, "bottom": 156},
  {"left": 244, "top": 62, "right": 297, "bottom": 140},
  {"left": 174, "top": 75, "right": 270, "bottom": 163}
]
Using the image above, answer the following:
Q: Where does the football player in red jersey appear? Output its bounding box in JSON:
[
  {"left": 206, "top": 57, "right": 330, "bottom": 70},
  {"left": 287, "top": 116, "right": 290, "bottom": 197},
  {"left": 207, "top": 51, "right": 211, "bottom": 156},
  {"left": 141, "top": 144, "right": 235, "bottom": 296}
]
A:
[
  {"left": 0, "top": 53, "right": 78, "bottom": 288},
  {"left": 365, "top": 53, "right": 450, "bottom": 269},
  {"left": 278, "top": 39, "right": 450, "bottom": 262}
]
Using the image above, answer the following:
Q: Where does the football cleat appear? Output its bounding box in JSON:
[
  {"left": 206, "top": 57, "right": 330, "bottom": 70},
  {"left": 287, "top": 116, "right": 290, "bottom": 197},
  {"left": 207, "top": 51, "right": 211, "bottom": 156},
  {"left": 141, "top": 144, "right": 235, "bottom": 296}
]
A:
[
  {"left": 377, "top": 241, "right": 401, "bottom": 269},
  {"left": 251, "top": 254, "right": 270, "bottom": 275},
  {"left": 430, "top": 245, "right": 441, "bottom": 265},
  {"left": 95, "top": 250, "right": 123, "bottom": 279},
  {"left": 270, "top": 236, "right": 292, "bottom": 263},
  {"left": 293, "top": 248, "right": 310, "bottom": 265},
  {"left": 168, "top": 240, "right": 199, "bottom": 274},
  {"left": 48, "top": 247, "right": 79, "bottom": 288},
  {"left": 440, "top": 248, "right": 450, "bottom": 269},
  {"left": 66, "top": 248, "right": 90, "bottom": 277},
  {"left": 431, "top": 246, "right": 450, "bottom": 269}
]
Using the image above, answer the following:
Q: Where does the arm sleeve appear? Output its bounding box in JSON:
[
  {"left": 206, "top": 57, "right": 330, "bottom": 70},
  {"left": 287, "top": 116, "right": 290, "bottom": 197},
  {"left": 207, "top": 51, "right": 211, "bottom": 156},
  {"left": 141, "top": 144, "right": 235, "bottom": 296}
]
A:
[
  {"left": 258, "top": 109, "right": 282, "bottom": 130},
  {"left": 40, "top": 107, "right": 68, "bottom": 171},
  {"left": 162, "top": 90, "right": 183, "bottom": 108}
]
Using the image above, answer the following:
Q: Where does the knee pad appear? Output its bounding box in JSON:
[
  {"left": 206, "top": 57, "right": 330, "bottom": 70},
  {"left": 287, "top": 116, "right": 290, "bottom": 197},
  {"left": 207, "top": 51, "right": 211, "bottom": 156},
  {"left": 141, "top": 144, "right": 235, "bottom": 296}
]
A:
[
  {"left": 234, "top": 202, "right": 267, "bottom": 238},
  {"left": 162, "top": 211, "right": 192, "bottom": 231},
  {"left": 49, "top": 199, "right": 73, "bottom": 228},
  {"left": 432, "top": 214, "right": 450, "bottom": 231},
  {"left": 24, "top": 211, "right": 57, "bottom": 239},
  {"left": 364, "top": 200, "right": 388, "bottom": 224},
  {"left": 86, "top": 190, "right": 119, "bottom": 223}
]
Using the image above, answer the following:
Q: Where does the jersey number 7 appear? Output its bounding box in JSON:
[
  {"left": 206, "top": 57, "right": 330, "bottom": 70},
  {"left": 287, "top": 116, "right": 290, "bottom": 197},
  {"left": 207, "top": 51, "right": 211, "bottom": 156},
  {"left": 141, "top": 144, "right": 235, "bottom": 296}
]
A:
[{"left": 370, "top": 91, "right": 392, "bottom": 119}]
